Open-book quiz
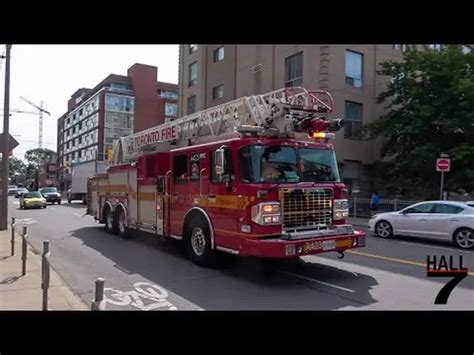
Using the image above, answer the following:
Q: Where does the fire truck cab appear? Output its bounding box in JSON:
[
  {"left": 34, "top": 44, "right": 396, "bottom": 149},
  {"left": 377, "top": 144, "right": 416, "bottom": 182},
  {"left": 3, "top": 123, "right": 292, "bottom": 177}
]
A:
[{"left": 88, "top": 87, "right": 366, "bottom": 267}]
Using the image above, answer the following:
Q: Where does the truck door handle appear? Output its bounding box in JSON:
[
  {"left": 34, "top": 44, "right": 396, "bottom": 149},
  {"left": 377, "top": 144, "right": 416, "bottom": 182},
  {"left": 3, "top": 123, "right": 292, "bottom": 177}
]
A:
[
  {"left": 418, "top": 218, "right": 428, "bottom": 221},
  {"left": 207, "top": 194, "right": 216, "bottom": 199},
  {"left": 450, "top": 218, "right": 459, "bottom": 222},
  {"left": 171, "top": 193, "right": 178, "bottom": 197}
]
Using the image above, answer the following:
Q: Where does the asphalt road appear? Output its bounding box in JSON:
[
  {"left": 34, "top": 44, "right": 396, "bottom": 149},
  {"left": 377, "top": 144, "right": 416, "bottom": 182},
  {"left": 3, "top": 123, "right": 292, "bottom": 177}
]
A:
[{"left": 8, "top": 196, "right": 474, "bottom": 310}]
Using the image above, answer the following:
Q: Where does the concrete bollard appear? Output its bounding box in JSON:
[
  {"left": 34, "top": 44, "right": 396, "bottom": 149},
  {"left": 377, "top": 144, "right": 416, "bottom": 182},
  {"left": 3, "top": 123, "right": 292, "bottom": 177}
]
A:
[
  {"left": 10, "top": 217, "right": 15, "bottom": 256},
  {"left": 91, "top": 278, "right": 106, "bottom": 311},
  {"left": 41, "top": 240, "right": 51, "bottom": 311},
  {"left": 21, "top": 226, "right": 27, "bottom": 276}
]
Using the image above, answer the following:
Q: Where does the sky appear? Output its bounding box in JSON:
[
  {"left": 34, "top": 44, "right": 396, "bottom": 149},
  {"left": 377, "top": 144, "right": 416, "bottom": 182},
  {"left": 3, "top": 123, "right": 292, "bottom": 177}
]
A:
[{"left": 0, "top": 45, "right": 179, "bottom": 161}]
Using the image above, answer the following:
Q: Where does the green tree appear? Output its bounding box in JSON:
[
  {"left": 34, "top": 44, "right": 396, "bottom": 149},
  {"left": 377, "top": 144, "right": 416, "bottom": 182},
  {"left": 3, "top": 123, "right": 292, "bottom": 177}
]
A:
[
  {"left": 365, "top": 45, "right": 474, "bottom": 199},
  {"left": 24, "top": 148, "right": 56, "bottom": 169},
  {"left": 9, "top": 156, "right": 26, "bottom": 179}
]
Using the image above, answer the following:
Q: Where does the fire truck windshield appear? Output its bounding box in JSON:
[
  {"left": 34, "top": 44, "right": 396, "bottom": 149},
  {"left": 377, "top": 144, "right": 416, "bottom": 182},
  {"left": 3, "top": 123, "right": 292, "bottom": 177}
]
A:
[{"left": 239, "top": 145, "right": 340, "bottom": 183}]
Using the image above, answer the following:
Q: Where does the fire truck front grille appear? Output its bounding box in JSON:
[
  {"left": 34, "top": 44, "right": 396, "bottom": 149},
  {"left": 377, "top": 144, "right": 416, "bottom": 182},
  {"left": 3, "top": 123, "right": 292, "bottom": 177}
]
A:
[{"left": 280, "top": 188, "right": 333, "bottom": 231}]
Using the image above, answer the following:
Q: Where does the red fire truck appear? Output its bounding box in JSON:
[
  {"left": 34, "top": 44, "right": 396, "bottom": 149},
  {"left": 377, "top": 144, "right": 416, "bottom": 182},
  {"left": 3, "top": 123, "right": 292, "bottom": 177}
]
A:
[{"left": 88, "top": 87, "right": 366, "bottom": 267}]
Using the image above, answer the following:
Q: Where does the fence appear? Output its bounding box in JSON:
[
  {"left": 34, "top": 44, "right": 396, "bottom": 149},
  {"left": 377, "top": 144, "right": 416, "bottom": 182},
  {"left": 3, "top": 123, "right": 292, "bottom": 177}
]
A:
[{"left": 349, "top": 197, "right": 421, "bottom": 219}]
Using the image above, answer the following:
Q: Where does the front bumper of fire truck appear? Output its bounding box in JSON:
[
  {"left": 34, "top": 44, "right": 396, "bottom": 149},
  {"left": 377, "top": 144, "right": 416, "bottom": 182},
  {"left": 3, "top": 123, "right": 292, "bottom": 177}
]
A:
[{"left": 238, "top": 225, "right": 366, "bottom": 258}]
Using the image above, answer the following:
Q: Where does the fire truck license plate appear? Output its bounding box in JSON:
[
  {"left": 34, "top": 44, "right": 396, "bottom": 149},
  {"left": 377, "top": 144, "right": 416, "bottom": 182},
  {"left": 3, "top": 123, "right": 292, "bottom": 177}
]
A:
[{"left": 303, "top": 240, "right": 336, "bottom": 253}]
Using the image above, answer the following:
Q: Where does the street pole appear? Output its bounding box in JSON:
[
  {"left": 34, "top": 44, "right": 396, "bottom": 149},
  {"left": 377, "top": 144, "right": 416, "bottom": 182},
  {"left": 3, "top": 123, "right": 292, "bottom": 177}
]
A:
[
  {"left": 439, "top": 171, "right": 444, "bottom": 200},
  {"left": 1, "top": 45, "right": 12, "bottom": 231}
]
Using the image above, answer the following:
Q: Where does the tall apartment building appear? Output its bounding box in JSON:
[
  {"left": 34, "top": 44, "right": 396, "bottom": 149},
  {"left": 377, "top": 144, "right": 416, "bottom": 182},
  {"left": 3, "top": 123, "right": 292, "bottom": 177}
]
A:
[
  {"left": 178, "top": 44, "right": 407, "bottom": 195},
  {"left": 57, "top": 63, "right": 178, "bottom": 190}
]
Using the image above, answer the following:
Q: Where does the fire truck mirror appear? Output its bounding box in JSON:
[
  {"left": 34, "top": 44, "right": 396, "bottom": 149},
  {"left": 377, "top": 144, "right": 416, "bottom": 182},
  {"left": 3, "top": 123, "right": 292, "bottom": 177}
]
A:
[
  {"left": 215, "top": 149, "right": 225, "bottom": 176},
  {"left": 157, "top": 177, "right": 165, "bottom": 194}
]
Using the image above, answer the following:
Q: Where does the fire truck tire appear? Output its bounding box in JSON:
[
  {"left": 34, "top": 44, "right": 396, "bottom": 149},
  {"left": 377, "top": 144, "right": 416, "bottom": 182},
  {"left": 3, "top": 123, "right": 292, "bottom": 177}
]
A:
[
  {"left": 185, "top": 216, "right": 219, "bottom": 268},
  {"left": 115, "top": 207, "right": 131, "bottom": 239},
  {"left": 104, "top": 206, "right": 117, "bottom": 234}
]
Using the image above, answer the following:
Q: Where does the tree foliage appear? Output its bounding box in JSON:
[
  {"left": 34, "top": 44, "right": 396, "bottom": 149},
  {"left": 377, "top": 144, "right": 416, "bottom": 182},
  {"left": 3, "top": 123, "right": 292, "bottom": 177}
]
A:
[
  {"left": 365, "top": 45, "right": 474, "bottom": 198},
  {"left": 24, "top": 148, "right": 55, "bottom": 169}
]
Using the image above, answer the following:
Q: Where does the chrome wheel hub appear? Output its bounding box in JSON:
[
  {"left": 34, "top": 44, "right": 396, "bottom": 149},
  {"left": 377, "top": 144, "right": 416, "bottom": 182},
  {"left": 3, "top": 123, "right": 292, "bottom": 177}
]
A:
[{"left": 191, "top": 227, "right": 206, "bottom": 256}]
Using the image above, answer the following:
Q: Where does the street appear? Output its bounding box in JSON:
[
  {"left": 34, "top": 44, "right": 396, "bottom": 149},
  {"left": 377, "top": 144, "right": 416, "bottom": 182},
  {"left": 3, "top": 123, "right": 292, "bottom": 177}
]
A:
[{"left": 8, "top": 196, "right": 474, "bottom": 310}]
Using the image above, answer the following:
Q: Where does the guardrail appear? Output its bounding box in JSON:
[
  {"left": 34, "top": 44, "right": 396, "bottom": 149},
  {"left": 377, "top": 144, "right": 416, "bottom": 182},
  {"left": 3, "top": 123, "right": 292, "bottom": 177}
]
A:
[{"left": 349, "top": 197, "right": 421, "bottom": 219}]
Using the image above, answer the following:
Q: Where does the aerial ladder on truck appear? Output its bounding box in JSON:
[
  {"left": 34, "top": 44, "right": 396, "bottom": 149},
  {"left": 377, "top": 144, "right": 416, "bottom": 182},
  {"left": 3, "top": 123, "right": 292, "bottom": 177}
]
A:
[{"left": 111, "top": 87, "right": 344, "bottom": 164}]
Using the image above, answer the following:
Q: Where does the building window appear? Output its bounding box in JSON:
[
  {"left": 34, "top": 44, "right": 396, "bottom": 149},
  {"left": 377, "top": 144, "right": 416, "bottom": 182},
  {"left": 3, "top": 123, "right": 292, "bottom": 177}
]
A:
[
  {"left": 188, "top": 62, "right": 197, "bottom": 87},
  {"left": 462, "top": 45, "right": 472, "bottom": 54},
  {"left": 165, "top": 103, "right": 178, "bottom": 117},
  {"left": 187, "top": 96, "right": 196, "bottom": 115},
  {"left": 345, "top": 50, "right": 363, "bottom": 88},
  {"left": 428, "top": 44, "right": 443, "bottom": 51},
  {"left": 284, "top": 52, "right": 303, "bottom": 87},
  {"left": 393, "top": 44, "right": 408, "bottom": 52},
  {"left": 105, "top": 94, "right": 134, "bottom": 113},
  {"left": 212, "top": 85, "right": 224, "bottom": 100},
  {"left": 344, "top": 101, "right": 363, "bottom": 139},
  {"left": 342, "top": 160, "right": 362, "bottom": 194},
  {"left": 213, "top": 46, "right": 224, "bottom": 62},
  {"left": 160, "top": 91, "right": 178, "bottom": 100},
  {"left": 189, "top": 44, "right": 198, "bottom": 54}
]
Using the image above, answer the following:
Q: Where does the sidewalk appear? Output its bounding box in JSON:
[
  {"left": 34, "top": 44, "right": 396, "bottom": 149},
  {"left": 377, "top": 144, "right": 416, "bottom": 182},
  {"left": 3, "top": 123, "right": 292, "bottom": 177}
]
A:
[
  {"left": 348, "top": 217, "right": 369, "bottom": 228},
  {"left": 0, "top": 227, "right": 87, "bottom": 310}
]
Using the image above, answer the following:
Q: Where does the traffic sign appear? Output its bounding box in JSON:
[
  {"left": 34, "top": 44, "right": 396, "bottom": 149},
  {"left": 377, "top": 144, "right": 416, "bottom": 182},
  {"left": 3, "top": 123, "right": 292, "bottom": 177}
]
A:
[{"left": 436, "top": 158, "right": 450, "bottom": 172}]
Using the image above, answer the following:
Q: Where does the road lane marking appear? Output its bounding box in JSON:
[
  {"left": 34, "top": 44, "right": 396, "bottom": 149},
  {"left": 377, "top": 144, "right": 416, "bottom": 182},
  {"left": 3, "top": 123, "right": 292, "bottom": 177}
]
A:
[
  {"left": 400, "top": 241, "right": 473, "bottom": 254},
  {"left": 346, "top": 250, "right": 474, "bottom": 276},
  {"left": 12, "top": 201, "right": 19, "bottom": 205},
  {"left": 13, "top": 218, "right": 38, "bottom": 225},
  {"left": 51, "top": 207, "right": 57, "bottom": 211},
  {"left": 104, "top": 282, "right": 178, "bottom": 310},
  {"left": 73, "top": 213, "right": 83, "bottom": 217},
  {"left": 276, "top": 269, "right": 355, "bottom": 293}
]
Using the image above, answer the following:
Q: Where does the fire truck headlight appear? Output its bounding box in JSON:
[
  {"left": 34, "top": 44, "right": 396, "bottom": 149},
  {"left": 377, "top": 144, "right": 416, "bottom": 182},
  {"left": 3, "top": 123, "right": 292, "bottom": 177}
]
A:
[
  {"left": 251, "top": 202, "right": 281, "bottom": 225},
  {"left": 333, "top": 199, "right": 349, "bottom": 221}
]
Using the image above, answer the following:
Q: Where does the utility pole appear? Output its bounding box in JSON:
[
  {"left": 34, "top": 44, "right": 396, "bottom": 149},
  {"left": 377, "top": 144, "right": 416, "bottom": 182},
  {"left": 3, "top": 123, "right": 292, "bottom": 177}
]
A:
[{"left": 1, "top": 45, "right": 12, "bottom": 230}]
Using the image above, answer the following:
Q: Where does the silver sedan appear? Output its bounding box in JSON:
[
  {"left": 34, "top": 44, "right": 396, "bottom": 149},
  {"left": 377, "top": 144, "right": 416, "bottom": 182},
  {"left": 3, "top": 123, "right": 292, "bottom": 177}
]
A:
[{"left": 368, "top": 201, "right": 474, "bottom": 249}]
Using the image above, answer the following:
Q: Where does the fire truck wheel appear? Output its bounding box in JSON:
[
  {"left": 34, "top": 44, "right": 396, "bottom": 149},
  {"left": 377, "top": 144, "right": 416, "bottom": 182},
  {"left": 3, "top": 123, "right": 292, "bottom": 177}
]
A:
[
  {"left": 115, "top": 208, "right": 131, "bottom": 239},
  {"left": 186, "top": 217, "right": 218, "bottom": 267},
  {"left": 104, "top": 207, "right": 117, "bottom": 234}
]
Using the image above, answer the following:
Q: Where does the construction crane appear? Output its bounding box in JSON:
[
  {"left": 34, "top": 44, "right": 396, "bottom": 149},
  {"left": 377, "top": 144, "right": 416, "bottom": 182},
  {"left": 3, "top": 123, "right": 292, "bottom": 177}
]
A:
[
  {"left": 18, "top": 96, "right": 51, "bottom": 149},
  {"left": 0, "top": 108, "right": 38, "bottom": 116}
]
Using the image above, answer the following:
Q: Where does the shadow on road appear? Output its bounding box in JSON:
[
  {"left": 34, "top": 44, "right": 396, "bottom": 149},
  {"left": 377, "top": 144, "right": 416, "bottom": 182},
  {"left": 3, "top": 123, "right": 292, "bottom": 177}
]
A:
[
  {"left": 71, "top": 226, "right": 378, "bottom": 310},
  {"left": 62, "top": 202, "right": 87, "bottom": 209},
  {"left": 0, "top": 276, "right": 21, "bottom": 284}
]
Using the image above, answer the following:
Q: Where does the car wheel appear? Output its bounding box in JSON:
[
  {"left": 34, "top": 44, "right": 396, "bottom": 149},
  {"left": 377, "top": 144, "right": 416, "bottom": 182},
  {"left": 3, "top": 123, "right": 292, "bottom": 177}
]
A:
[
  {"left": 375, "top": 220, "right": 393, "bottom": 238},
  {"left": 453, "top": 228, "right": 474, "bottom": 249},
  {"left": 58, "top": 200, "right": 62, "bottom": 205},
  {"left": 43, "top": 205, "right": 47, "bottom": 209}
]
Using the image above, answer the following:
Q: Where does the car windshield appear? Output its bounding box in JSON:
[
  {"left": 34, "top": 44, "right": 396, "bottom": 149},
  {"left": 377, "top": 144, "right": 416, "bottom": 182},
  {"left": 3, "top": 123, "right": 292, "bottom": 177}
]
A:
[
  {"left": 239, "top": 145, "right": 340, "bottom": 183},
  {"left": 40, "top": 188, "right": 57, "bottom": 193},
  {"left": 24, "top": 192, "right": 42, "bottom": 198}
]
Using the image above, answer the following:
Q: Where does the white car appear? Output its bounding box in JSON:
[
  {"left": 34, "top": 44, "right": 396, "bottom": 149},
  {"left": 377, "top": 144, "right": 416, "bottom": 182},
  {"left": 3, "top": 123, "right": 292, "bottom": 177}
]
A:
[
  {"left": 466, "top": 201, "right": 474, "bottom": 208},
  {"left": 368, "top": 201, "right": 474, "bottom": 249}
]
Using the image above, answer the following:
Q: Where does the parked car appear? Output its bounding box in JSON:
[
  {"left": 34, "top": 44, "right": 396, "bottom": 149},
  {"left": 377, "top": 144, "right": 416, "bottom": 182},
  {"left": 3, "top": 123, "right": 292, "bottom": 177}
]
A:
[
  {"left": 8, "top": 185, "right": 18, "bottom": 195},
  {"left": 39, "top": 187, "right": 62, "bottom": 204},
  {"left": 20, "top": 191, "right": 47, "bottom": 209},
  {"left": 15, "top": 187, "right": 29, "bottom": 198},
  {"left": 369, "top": 200, "right": 474, "bottom": 249}
]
